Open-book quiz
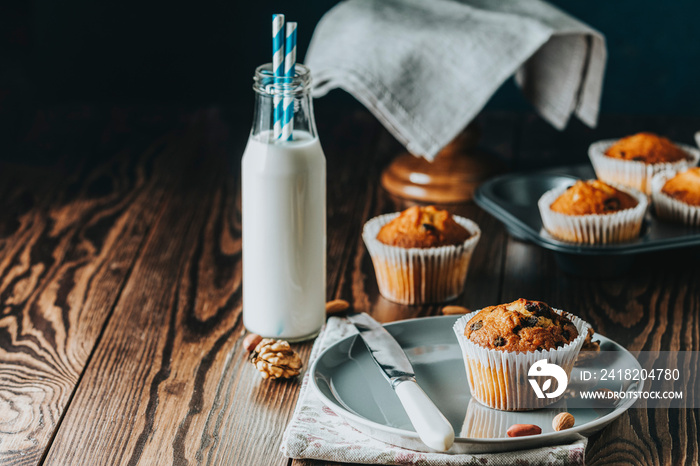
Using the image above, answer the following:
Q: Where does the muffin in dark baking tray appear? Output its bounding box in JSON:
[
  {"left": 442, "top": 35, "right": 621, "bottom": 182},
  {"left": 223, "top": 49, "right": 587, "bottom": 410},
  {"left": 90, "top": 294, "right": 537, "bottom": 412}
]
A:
[
  {"left": 652, "top": 167, "right": 700, "bottom": 226},
  {"left": 538, "top": 180, "right": 647, "bottom": 245},
  {"left": 588, "top": 132, "right": 700, "bottom": 194}
]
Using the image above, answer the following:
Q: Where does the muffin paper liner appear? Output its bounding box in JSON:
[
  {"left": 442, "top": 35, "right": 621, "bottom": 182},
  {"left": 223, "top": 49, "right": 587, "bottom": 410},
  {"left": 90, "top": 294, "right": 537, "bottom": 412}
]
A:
[
  {"left": 537, "top": 182, "right": 648, "bottom": 245},
  {"left": 362, "top": 213, "right": 480, "bottom": 305},
  {"left": 588, "top": 139, "right": 700, "bottom": 194},
  {"left": 651, "top": 170, "right": 700, "bottom": 226},
  {"left": 453, "top": 310, "right": 590, "bottom": 411}
]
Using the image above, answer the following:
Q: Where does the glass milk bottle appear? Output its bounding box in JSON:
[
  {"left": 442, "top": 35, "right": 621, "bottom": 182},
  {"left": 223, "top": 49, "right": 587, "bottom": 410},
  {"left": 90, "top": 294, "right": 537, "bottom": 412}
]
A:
[{"left": 242, "top": 63, "right": 326, "bottom": 341}]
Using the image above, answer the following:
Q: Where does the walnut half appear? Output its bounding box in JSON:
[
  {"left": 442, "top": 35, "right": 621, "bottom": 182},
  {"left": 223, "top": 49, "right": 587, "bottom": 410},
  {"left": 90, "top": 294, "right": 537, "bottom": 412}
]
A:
[{"left": 250, "top": 338, "right": 302, "bottom": 379}]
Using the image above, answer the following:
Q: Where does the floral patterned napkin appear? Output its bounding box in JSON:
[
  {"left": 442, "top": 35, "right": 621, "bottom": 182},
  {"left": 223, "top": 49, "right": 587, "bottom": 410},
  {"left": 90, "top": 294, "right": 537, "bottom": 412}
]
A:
[{"left": 280, "top": 316, "right": 587, "bottom": 465}]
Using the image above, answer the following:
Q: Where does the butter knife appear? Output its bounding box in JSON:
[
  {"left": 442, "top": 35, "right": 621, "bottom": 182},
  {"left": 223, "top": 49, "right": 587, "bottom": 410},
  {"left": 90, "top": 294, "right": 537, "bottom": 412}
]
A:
[{"left": 346, "top": 313, "right": 455, "bottom": 451}]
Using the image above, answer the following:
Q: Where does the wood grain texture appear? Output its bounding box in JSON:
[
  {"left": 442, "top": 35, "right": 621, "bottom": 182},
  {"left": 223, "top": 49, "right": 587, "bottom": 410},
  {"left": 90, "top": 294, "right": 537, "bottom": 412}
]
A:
[
  {"left": 40, "top": 111, "right": 245, "bottom": 465},
  {"left": 503, "top": 115, "right": 700, "bottom": 466},
  {"left": 1, "top": 107, "right": 699, "bottom": 466},
  {"left": 0, "top": 107, "right": 185, "bottom": 465},
  {"left": 39, "top": 106, "right": 388, "bottom": 466}
]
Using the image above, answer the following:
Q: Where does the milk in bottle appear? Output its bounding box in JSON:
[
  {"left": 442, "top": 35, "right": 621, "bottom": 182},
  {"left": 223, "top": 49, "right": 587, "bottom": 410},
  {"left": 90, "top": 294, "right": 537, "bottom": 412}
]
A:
[{"left": 242, "top": 64, "right": 326, "bottom": 341}]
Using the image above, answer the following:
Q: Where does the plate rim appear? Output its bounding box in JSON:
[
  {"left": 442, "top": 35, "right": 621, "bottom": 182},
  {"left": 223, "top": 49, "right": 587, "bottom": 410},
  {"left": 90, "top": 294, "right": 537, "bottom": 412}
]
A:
[{"left": 310, "top": 315, "right": 643, "bottom": 449}]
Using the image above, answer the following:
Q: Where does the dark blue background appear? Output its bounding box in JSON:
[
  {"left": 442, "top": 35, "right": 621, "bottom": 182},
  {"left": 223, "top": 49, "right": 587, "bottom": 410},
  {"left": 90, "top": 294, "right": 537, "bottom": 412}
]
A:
[
  {"left": 2, "top": 1, "right": 698, "bottom": 117},
  {"left": 490, "top": 1, "right": 699, "bottom": 115}
]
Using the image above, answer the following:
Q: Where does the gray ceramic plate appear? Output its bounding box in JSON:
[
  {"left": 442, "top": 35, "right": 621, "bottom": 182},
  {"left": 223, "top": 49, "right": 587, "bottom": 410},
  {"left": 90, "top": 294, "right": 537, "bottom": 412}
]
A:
[{"left": 311, "top": 315, "right": 642, "bottom": 454}]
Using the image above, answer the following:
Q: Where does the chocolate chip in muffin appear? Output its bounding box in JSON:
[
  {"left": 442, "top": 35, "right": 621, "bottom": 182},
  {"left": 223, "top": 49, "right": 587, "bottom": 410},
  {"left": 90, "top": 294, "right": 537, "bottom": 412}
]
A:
[
  {"left": 421, "top": 223, "right": 437, "bottom": 232},
  {"left": 470, "top": 320, "right": 483, "bottom": 331},
  {"left": 494, "top": 336, "right": 506, "bottom": 347},
  {"left": 603, "top": 198, "right": 620, "bottom": 211},
  {"left": 525, "top": 302, "right": 543, "bottom": 313},
  {"left": 525, "top": 301, "right": 553, "bottom": 319},
  {"left": 522, "top": 316, "right": 539, "bottom": 327},
  {"left": 562, "top": 329, "right": 570, "bottom": 340}
]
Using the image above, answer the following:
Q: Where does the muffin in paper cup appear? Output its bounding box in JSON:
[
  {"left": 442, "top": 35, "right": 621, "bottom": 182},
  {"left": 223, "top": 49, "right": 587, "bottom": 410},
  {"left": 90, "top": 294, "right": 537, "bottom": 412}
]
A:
[
  {"left": 538, "top": 182, "right": 648, "bottom": 244},
  {"left": 588, "top": 139, "right": 700, "bottom": 194},
  {"left": 651, "top": 170, "right": 700, "bottom": 226},
  {"left": 453, "top": 309, "right": 590, "bottom": 411},
  {"left": 362, "top": 213, "right": 480, "bottom": 305}
]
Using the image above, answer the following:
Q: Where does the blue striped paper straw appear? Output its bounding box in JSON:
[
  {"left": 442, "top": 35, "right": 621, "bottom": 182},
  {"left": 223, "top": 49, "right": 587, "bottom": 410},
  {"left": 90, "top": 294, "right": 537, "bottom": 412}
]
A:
[
  {"left": 272, "top": 14, "right": 285, "bottom": 139},
  {"left": 282, "top": 22, "right": 297, "bottom": 141}
]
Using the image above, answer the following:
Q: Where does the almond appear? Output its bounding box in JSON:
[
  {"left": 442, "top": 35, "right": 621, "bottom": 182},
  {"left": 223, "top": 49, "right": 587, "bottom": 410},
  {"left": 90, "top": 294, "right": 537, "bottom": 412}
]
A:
[
  {"left": 325, "top": 299, "right": 350, "bottom": 315},
  {"left": 552, "top": 412, "right": 575, "bottom": 431},
  {"left": 442, "top": 305, "right": 471, "bottom": 315},
  {"left": 243, "top": 333, "right": 263, "bottom": 352},
  {"left": 506, "top": 424, "right": 542, "bottom": 437}
]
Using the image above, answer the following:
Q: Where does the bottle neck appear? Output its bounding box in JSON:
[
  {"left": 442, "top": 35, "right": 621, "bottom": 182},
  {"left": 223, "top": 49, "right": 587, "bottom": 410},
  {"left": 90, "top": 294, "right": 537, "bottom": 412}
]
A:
[{"left": 250, "top": 63, "right": 317, "bottom": 143}]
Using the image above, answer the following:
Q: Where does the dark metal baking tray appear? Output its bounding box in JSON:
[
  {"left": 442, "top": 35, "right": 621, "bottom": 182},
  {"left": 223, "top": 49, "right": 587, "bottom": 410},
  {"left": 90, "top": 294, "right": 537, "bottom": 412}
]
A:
[{"left": 474, "top": 164, "right": 700, "bottom": 277}]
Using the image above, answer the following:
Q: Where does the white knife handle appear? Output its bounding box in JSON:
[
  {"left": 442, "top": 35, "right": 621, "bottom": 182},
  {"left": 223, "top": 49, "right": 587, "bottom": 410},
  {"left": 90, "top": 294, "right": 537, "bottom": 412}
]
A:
[{"left": 394, "top": 379, "right": 455, "bottom": 451}]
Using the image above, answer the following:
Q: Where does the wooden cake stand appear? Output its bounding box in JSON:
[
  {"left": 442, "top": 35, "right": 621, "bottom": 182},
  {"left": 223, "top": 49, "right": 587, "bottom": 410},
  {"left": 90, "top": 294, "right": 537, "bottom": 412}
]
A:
[{"left": 380, "top": 123, "right": 503, "bottom": 203}]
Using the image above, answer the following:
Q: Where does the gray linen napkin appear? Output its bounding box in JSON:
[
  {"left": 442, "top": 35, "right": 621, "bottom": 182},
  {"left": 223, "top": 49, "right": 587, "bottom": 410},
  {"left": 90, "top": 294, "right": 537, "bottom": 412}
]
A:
[
  {"left": 280, "top": 316, "right": 587, "bottom": 465},
  {"left": 305, "top": 0, "right": 606, "bottom": 160}
]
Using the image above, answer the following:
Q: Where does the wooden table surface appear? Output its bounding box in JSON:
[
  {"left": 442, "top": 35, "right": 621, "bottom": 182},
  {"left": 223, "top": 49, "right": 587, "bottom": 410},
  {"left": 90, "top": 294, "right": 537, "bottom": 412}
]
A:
[{"left": 1, "top": 102, "right": 698, "bottom": 466}]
